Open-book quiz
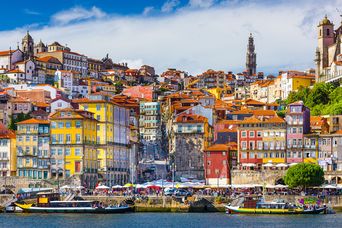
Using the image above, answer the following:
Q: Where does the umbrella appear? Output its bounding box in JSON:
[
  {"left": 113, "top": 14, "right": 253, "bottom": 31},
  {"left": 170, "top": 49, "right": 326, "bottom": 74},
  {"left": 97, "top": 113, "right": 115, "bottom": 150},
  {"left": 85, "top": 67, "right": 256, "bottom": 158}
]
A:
[
  {"left": 275, "top": 163, "right": 288, "bottom": 168},
  {"left": 96, "top": 185, "right": 110, "bottom": 190},
  {"left": 263, "top": 163, "right": 273, "bottom": 167},
  {"left": 289, "top": 163, "right": 298, "bottom": 166},
  {"left": 124, "top": 183, "right": 133, "bottom": 187},
  {"left": 112, "top": 185, "right": 123, "bottom": 189},
  {"left": 322, "top": 185, "right": 337, "bottom": 189},
  {"left": 60, "top": 185, "right": 70, "bottom": 189},
  {"left": 275, "top": 184, "right": 288, "bottom": 188}
]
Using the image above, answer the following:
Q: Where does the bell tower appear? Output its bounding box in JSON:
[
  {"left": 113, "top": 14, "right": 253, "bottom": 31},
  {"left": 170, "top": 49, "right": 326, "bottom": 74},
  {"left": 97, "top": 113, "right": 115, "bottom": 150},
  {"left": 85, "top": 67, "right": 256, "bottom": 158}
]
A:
[
  {"left": 246, "top": 33, "right": 257, "bottom": 76},
  {"left": 317, "top": 15, "right": 334, "bottom": 76},
  {"left": 22, "top": 31, "right": 34, "bottom": 60}
]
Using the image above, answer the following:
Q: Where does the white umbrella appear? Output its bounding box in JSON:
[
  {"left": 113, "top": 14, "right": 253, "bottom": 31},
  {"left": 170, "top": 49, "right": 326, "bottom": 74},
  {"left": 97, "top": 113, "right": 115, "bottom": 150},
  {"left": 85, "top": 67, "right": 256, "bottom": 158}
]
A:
[
  {"left": 112, "top": 185, "right": 123, "bottom": 189},
  {"left": 263, "top": 163, "right": 273, "bottom": 167},
  {"left": 322, "top": 185, "right": 337, "bottom": 189},
  {"left": 276, "top": 163, "right": 288, "bottom": 168},
  {"left": 76, "top": 186, "right": 85, "bottom": 189},
  {"left": 289, "top": 163, "right": 298, "bottom": 166},
  {"left": 96, "top": 185, "right": 110, "bottom": 190},
  {"left": 243, "top": 163, "right": 256, "bottom": 167},
  {"left": 275, "top": 184, "right": 288, "bottom": 188},
  {"left": 60, "top": 185, "right": 70, "bottom": 189}
]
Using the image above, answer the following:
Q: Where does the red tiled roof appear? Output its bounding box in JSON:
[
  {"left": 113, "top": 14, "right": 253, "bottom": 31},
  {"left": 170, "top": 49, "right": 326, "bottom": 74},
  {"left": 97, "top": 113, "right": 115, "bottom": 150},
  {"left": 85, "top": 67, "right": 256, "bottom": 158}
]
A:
[
  {"left": 175, "top": 114, "right": 207, "bottom": 123},
  {"left": 204, "top": 144, "right": 229, "bottom": 151},
  {"left": 17, "top": 118, "right": 49, "bottom": 125}
]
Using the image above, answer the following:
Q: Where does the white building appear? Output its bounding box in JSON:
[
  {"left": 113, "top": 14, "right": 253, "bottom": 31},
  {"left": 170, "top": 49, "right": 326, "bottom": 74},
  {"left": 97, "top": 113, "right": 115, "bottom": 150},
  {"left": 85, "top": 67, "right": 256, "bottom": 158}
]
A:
[{"left": 0, "top": 49, "right": 23, "bottom": 70}]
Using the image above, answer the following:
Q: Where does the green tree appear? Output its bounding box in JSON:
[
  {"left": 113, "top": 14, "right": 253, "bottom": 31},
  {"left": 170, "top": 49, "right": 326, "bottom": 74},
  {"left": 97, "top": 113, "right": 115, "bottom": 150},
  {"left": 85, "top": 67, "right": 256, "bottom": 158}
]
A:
[
  {"left": 8, "top": 112, "right": 32, "bottom": 130},
  {"left": 284, "top": 163, "right": 324, "bottom": 189}
]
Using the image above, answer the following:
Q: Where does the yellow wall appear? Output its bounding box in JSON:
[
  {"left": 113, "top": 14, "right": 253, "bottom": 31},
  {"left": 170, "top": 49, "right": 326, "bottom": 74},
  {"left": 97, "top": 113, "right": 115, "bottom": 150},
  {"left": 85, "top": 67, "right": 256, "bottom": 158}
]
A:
[
  {"left": 292, "top": 78, "right": 312, "bottom": 91},
  {"left": 77, "top": 102, "right": 114, "bottom": 172}
]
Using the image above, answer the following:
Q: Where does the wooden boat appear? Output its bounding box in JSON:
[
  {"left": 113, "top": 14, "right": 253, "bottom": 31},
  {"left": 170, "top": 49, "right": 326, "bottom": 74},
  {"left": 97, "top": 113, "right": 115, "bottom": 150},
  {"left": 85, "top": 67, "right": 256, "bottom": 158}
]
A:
[
  {"left": 225, "top": 196, "right": 325, "bottom": 215},
  {"left": 15, "top": 192, "right": 133, "bottom": 214},
  {"left": 15, "top": 201, "right": 132, "bottom": 213}
]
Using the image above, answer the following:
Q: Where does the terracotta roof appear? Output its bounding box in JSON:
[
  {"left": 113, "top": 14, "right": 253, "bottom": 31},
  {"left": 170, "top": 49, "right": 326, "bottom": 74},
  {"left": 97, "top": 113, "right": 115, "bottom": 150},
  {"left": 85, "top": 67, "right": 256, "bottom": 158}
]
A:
[
  {"left": 231, "top": 109, "right": 252, "bottom": 115},
  {"left": 0, "top": 122, "right": 15, "bottom": 139},
  {"left": 175, "top": 114, "right": 207, "bottom": 123},
  {"left": 310, "top": 116, "right": 325, "bottom": 127},
  {"left": 0, "top": 50, "right": 15, "bottom": 56},
  {"left": 36, "top": 56, "right": 62, "bottom": 64},
  {"left": 7, "top": 69, "right": 24, "bottom": 74},
  {"left": 33, "top": 102, "right": 50, "bottom": 108},
  {"left": 252, "top": 110, "right": 277, "bottom": 116},
  {"left": 264, "top": 116, "right": 285, "bottom": 123},
  {"left": 239, "top": 116, "right": 261, "bottom": 124},
  {"left": 245, "top": 99, "right": 265, "bottom": 105},
  {"left": 204, "top": 144, "right": 229, "bottom": 151},
  {"left": 17, "top": 118, "right": 49, "bottom": 125}
]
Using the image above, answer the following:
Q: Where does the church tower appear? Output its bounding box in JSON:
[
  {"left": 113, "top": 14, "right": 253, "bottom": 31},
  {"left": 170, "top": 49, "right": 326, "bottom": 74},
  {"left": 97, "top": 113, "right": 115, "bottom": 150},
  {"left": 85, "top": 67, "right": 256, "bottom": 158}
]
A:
[
  {"left": 22, "top": 31, "right": 34, "bottom": 60},
  {"left": 34, "top": 39, "right": 47, "bottom": 55},
  {"left": 316, "top": 15, "right": 334, "bottom": 78},
  {"left": 246, "top": 33, "right": 256, "bottom": 76}
]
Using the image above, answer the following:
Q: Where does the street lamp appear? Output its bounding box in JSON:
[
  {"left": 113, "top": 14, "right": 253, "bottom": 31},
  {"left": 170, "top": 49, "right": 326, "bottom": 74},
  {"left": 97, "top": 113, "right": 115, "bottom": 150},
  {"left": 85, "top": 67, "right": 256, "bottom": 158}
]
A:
[{"left": 57, "top": 168, "right": 63, "bottom": 192}]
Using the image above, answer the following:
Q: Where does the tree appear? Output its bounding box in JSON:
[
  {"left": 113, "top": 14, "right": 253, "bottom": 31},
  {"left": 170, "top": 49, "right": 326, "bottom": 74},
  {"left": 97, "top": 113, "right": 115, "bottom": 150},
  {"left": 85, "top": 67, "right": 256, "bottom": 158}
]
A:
[
  {"left": 8, "top": 112, "right": 32, "bottom": 130},
  {"left": 284, "top": 163, "right": 324, "bottom": 189}
]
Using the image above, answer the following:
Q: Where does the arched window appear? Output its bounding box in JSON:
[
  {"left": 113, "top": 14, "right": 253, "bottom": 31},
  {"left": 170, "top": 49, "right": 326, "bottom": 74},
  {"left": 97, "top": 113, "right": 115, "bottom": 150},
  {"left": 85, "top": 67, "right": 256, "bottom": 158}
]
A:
[{"left": 327, "top": 29, "right": 330, "bottom": 36}]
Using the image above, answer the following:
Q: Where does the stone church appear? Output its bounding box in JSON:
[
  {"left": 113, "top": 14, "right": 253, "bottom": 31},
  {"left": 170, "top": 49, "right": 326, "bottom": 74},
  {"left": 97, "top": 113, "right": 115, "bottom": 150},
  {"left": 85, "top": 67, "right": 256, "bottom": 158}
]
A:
[{"left": 315, "top": 16, "right": 342, "bottom": 83}]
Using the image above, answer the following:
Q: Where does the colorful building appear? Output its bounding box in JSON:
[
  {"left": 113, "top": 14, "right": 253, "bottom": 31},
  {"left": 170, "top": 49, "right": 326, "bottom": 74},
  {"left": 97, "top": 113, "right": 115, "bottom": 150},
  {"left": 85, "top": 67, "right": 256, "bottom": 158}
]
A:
[
  {"left": 172, "top": 114, "right": 212, "bottom": 179},
  {"left": 50, "top": 108, "right": 98, "bottom": 188},
  {"left": 73, "top": 94, "right": 115, "bottom": 186},
  {"left": 204, "top": 144, "right": 230, "bottom": 186},
  {"left": 16, "top": 118, "right": 50, "bottom": 179},
  {"left": 237, "top": 115, "right": 286, "bottom": 169},
  {"left": 0, "top": 123, "right": 16, "bottom": 176},
  {"left": 285, "top": 101, "right": 310, "bottom": 164}
]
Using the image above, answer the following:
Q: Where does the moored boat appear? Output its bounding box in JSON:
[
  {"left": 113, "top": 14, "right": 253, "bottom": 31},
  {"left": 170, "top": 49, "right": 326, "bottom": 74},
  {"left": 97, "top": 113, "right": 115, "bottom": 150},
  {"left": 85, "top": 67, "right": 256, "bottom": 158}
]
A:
[
  {"left": 225, "top": 196, "right": 325, "bottom": 215},
  {"left": 15, "top": 192, "right": 133, "bottom": 214}
]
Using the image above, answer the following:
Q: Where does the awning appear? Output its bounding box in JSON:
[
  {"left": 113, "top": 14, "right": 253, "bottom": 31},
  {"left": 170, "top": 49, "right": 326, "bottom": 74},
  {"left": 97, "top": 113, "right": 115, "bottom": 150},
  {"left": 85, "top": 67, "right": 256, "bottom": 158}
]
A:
[{"left": 242, "top": 163, "right": 256, "bottom": 167}]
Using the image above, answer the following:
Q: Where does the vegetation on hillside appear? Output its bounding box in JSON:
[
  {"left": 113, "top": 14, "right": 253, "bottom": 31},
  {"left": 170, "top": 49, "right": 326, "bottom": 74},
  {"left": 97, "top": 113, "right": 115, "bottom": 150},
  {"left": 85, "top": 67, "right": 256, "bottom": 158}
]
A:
[
  {"left": 286, "top": 82, "right": 342, "bottom": 116},
  {"left": 9, "top": 113, "right": 31, "bottom": 131}
]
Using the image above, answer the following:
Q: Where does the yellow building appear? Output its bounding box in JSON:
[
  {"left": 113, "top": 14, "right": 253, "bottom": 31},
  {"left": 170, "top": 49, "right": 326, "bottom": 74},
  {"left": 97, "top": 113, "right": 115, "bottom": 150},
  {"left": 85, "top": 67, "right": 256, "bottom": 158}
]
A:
[
  {"left": 289, "top": 75, "right": 315, "bottom": 91},
  {"left": 50, "top": 108, "right": 98, "bottom": 189},
  {"left": 0, "top": 123, "right": 16, "bottom": 176},
  {"left": 73, "top": 95, "right": 115, "bottom": 186},
  {"left": 16, "top": 118, "right": 50, "bottom": 179}
]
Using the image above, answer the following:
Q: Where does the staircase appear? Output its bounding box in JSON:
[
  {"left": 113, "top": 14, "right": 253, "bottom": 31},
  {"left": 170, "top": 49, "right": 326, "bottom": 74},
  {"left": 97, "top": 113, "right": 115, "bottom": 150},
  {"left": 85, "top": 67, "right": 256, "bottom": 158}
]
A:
[{"left": 63, "top": 193, "right": 76, "bottom": 201}]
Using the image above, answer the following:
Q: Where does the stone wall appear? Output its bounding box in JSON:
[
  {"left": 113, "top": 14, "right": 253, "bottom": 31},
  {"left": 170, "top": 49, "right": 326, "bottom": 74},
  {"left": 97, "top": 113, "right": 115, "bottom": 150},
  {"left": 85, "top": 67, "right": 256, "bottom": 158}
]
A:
[
  {"left": 231, "top": 170, "right": 286, "bottom": 185},
  {"left": 0, "top": 176, "right": 55, "bottom": 192}
]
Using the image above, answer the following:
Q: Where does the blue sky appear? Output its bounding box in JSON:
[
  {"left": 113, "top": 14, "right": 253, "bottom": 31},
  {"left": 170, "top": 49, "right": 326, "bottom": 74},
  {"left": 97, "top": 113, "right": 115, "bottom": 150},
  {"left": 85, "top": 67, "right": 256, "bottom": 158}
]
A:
[{"left": 0, "top": 0, "right": 341, "bottom": 74}]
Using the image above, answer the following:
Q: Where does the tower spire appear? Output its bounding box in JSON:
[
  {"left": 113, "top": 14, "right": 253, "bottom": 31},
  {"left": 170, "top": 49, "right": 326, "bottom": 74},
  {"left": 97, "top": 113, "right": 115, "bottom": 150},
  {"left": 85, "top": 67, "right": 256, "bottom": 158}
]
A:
[{"left": 246, "top": 33, "right": 257, "bottom": 76}]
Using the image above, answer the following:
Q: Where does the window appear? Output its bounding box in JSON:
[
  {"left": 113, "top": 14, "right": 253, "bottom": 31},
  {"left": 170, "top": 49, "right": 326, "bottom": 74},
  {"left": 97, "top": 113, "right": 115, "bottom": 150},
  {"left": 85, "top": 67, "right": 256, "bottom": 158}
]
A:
[
  {"left": 75, "top": 148, "right": 81, "bottom": 156},
  {"left": 58, "top": 149, "right": 63, "bottom": 155},
  {"left": 51, "top": 149, "right": 56, "bottom": 156},
  {"left": 222, "top": 151, "right": 226, "bottom": 156},
  {"left": 76, "top": 121, "right": 81, "bottom": 128},
  {"left": 66, "top": 122, "right": 71, "bottom": 128},
  {"left": 241, "top": 152, "right": 247, "bottom": 159},
  {"left": 26, "top": 136, "right": 30, "bottom": 141},
  {"left": 65, "top": 148, "right": 70, "bottom": 156},
  {"left": 257, "top": 131, "right": 262, "bottom": 137},
  {"left": 241, "top": 131, "right": 247, "bottom": 138},
  {"left": 58, "top": 122, "right": 64, "bottom": 128},
  {"left": 241, "top": 141, "right": 247, "bottom": 150},
  {"left": 66, "top": 134, "right": 71, "bottom": 143},
  {"left": 250, "top": 152, "right": 255, "bottom": 159},
  {"left": 292, "top": 128, "right": 297, "bottom": 133},
  {"left": 96, "top": 115, "right": 100, "bottom": 121},
  {"left": 96, "top": 104, "right": 101, "bottom": 111},
  {"left": 76, "top": 134, "right": 81, "bottom": 143},
  {"left": 249, "top": 131, "right": 255, "bottom": 137}
]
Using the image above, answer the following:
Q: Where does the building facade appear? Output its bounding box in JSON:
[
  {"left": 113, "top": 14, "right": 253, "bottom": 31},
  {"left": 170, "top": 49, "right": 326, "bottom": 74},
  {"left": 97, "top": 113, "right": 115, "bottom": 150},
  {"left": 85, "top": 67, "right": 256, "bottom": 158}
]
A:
[{"left": 16, "top": 118, "right": 50, "bottom": 179}]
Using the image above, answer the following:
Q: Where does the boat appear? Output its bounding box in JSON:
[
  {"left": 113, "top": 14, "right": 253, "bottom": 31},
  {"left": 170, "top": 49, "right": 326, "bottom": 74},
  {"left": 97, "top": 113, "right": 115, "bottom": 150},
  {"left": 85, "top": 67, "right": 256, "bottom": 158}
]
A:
[
  {"left": 5, "top": 203, "right": 23, "bottom": 213},
  {"left": 15, "top": 192, "right": 133, "bottom": 214},
  {"left": 225, "top": 196, "right": 325, "bottom": 215}
]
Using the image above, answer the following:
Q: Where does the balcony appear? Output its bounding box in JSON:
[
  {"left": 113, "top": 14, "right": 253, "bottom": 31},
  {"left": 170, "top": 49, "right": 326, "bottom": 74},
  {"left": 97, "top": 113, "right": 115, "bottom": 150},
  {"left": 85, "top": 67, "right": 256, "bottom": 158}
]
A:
[{"left": 318, "top": 72, "right": 342, "bottom": 83}]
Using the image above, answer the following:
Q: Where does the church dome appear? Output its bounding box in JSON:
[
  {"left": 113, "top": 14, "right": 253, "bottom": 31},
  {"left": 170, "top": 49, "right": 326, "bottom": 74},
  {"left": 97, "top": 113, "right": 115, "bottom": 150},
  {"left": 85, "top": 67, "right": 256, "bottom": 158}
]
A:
[
  {"left": 319, "top": 15, "right": 333, "bottom": 26},
  {"left": 23, "top": 31, "right": 33, "bottom": 41}
]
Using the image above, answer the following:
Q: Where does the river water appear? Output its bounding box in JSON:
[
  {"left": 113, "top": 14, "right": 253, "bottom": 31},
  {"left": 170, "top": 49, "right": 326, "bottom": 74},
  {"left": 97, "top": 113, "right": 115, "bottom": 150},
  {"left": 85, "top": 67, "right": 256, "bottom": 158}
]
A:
[{"left": 1, "top": 213, "right": 341, "bottom": 227}]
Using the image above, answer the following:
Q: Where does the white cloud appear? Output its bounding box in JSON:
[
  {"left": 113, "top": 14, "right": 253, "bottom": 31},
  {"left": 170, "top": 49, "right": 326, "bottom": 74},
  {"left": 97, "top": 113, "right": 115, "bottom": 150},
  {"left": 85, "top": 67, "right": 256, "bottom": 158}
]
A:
[
  {"left": 161, "top": 0, "right": 180, "bottom": 13},
  {"left": 143, "top": 6, "right": 154, "bottom": 16},
  {"left": 0, "top": 1, "right": 341, "bottom": 75},
  {"left": 51, "top": 6, "right": 106, "bottom": 25},
  {"left": 188, "top": 0, "right": 215, "bottom": 8},
  {"left": 24, "top": 9, "right": 41, "bottom": 16}
]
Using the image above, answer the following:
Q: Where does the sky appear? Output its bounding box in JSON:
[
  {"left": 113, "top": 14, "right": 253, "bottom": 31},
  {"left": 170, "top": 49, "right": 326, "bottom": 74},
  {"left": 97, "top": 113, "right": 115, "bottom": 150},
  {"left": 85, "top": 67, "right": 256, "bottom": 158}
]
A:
[{"left": 0, "top": 0, "right": 341, "bottom": 75}]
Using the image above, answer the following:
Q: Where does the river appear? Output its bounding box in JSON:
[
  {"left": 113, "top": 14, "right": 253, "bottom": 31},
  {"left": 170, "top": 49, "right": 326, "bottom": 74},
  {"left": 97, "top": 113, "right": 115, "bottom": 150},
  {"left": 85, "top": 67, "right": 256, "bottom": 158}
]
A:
[{"left": 1, "top": 213, "right": 341, "bottom": 227}]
